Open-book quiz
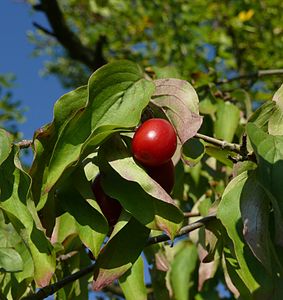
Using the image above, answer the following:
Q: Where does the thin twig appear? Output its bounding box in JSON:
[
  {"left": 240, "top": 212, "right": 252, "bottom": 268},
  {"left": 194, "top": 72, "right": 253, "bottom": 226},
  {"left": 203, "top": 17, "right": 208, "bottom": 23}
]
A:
[
  {"left": 194, "top": 133, "right": 241, "bottom": 154},
  {"left": 33, "top": 22, "right": 56, "bottom": 37},
  {"left": 22, "top": 263, "right": 96, "bottom": 300},
  {"left": 216, "top": 69, "right": 283, "bottom": 85},
  {"left": 183, "top": 212, "right": 200, "bottom": 218},
  {"left": 23, "top": 214, "right": 216, "bottom": 299},
  {"left": 15, "top": 139, "right": 33, "bottom": 149}
]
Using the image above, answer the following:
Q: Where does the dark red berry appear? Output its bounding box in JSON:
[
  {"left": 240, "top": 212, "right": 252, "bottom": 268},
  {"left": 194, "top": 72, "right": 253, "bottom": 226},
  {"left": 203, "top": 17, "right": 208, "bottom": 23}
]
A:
[
  {"left": 91, "top": 175, "right": 122, "bottom": 226},
  {"left": 145, "top": 159, "right": 175, "bottom": 193},
  {"left": 132, "top": 118, "right": 177, "bottom": 166}
]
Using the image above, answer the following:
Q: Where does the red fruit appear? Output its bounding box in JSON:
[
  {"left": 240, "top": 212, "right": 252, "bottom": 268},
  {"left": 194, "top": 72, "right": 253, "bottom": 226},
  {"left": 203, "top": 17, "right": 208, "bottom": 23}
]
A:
[
  {"left": 145, "top": 160, "right": 175, "bottom": 193},
  {"left": 91, "top": 175, "right": 122, "bottom": 226},
  {"left": 132, "top": 118, "right": 177, "bottom": 166}
]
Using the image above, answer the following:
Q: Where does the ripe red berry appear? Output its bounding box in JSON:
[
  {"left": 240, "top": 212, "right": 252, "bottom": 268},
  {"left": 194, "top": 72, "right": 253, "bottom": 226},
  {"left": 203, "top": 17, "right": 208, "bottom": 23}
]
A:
[
  {"left": 132, "top": 118, "right": 177, "bottom": 166},
  {"left": 145, "top": 159, "right": 175, "bottom": 193},
  {"left": 91, "top": 175, "right": 122, "bottom": 227}
]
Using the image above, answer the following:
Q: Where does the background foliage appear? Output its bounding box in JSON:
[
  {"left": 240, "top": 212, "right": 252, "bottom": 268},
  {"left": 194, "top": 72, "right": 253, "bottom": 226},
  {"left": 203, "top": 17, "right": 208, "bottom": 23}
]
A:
[{"left": 1, "top": 0, "right": 283, "bottom": 299}]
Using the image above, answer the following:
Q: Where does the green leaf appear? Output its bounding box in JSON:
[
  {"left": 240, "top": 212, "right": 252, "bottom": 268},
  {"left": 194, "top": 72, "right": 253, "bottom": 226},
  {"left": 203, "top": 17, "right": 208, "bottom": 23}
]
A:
[
  {"left": 151, "top": 66, "right": 183, "bottom": 79},
  {"left": 248, "top": 101, "right": 276, "bottom": 132},
  {"left": 119, "top": 255, "right": 147, "bottom": 300},
  {"left": 247, "top": 123, "right": 283, "bottom": 213},
  {"left": 268, "top": 84, "right": 283, "bottom": 135},
  {"left": 0, "top": 147, "right": 55, "bottom": 287},
  {"left": 0, "top": 128, "right": 12, "bottom": 166},
  {"left": 44, "top": 60, "right": 155, "bottom": 196},
  {"left": 239, "top": 172, "right": 272, "bottom": 272},
  {"left": 30, "top": 85, "right": 88, "bottom": 208},
  {"left": 214, "top": 101, "right": 240, "bottom": 142},
  {"left": 99, "top": 136, "right": 183, "bottom": 239},
  {"left": 0, "top": 248, "right": 23, "bottom": 273},
  {"left": 169, "top": 241, "right": 198, "bottom": 300},
  {"left": 92, "top": 217, "right": 150, "bottom": 290},
  {"left": 182, "top": 138, "right": 205, "bottom": 166},
  {"left": 272, "top": 83, "right": 283, "bottom": 109},
  {"left": 57, "top": 174, "right": 108, "bottom": 258},
  {"left": 205, "top": 145, "right": 234, "bottom": 168},
  {"left": 217, "top": 171, "right": 275, "bottom": 297},
  {"left": 152, "top": 78, "right": 202, "bottom": 144}
]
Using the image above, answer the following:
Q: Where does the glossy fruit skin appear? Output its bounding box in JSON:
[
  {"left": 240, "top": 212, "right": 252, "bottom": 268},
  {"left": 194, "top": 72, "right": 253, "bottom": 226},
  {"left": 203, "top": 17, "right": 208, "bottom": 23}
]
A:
[
  {"left": 132, "top": 118, "right": 177, "bottom": 166},
  {"left": 145, "top": 159, "right": 175, "bottom": 193},
  {"left": 91, "top": 175, "right": 122, "bottom": 227}
]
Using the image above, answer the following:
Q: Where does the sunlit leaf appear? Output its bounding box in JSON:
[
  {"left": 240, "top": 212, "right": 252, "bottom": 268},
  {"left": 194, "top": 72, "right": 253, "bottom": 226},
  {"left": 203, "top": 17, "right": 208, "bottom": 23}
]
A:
[
  {"left": 214, "top": 101, "right": 240, "bottom": 142},
  {"left": 0, "top": 248, "right": 23, "bottom": 273},
  {"left": 44, "top": 60, "right": 155, "bottom": 196},
  {"left": 119, "top": 255, "right": 147, "bottom": 300}
]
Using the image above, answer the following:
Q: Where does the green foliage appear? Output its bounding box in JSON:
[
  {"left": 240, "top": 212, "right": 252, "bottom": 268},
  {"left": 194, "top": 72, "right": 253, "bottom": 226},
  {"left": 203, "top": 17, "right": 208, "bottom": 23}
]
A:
[
  {"left": 1, "top": 59, "right": 283, "bottom": 299},
  {"left": 0, "top": 73, "right": 25, "bottom": 136}
]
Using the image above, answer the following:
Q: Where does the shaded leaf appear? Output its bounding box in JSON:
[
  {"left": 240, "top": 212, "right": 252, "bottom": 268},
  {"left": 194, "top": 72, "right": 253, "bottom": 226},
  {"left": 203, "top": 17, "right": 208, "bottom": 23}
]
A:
[
  {"left": 247, "top": 123, "right": 283, "bottom": 214},
  {"left": 92, "top": 217, "right": 150, "bottom": 290},
  {"left": 99, "top": 135, "right": 183, "bottom": 239},
  {"left": 182, "top": 138, "right": 205, "bottom": 166},
  {"left": 152, "top": 78, "right": 203, "bottom": 144},
  {"left": 217, "top": 171, "right": 276, "bottom": 297},
  {"left": 240, "top": 172, "right": 271, "bottom": 272},
  {"left": 56, "top": 176, "right": 108, "bottom": 258}
]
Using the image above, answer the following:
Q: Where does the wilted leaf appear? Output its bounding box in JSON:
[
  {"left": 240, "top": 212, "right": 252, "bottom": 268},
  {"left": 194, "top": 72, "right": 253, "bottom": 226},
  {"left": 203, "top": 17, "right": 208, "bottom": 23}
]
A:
[{"left": 152, "top": 78, "right": 203, "bottom": 144}]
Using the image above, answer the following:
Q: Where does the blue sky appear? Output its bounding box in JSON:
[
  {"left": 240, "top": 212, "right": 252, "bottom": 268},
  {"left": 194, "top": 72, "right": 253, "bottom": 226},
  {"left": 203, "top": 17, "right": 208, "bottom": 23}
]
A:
[{"left": 0, "top": 0, "right": 67, "bottom": 141}]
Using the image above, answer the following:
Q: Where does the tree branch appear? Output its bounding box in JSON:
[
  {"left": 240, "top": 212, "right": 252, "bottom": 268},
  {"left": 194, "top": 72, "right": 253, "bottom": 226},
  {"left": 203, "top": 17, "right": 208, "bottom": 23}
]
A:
[
  {"left": 15, "top": 139, "right": 33, "bottom": 149},
  {"left": 194, "top": 133, "right": 241, "bottom": 154},
  {"left": 23, "top": 214, "right": 216, "bottom": 299},
  {"left": 216, "top": 69, "right": 283, "bottom": 85},
  {"left": 32, "top": 22, "right": 56, "bottom": 37},
  {"left": 35, "top": 0, "right": 107, "bottom": 70},
  {"left": 147, "top": 214, "right": 216, "bottom": 246}
]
